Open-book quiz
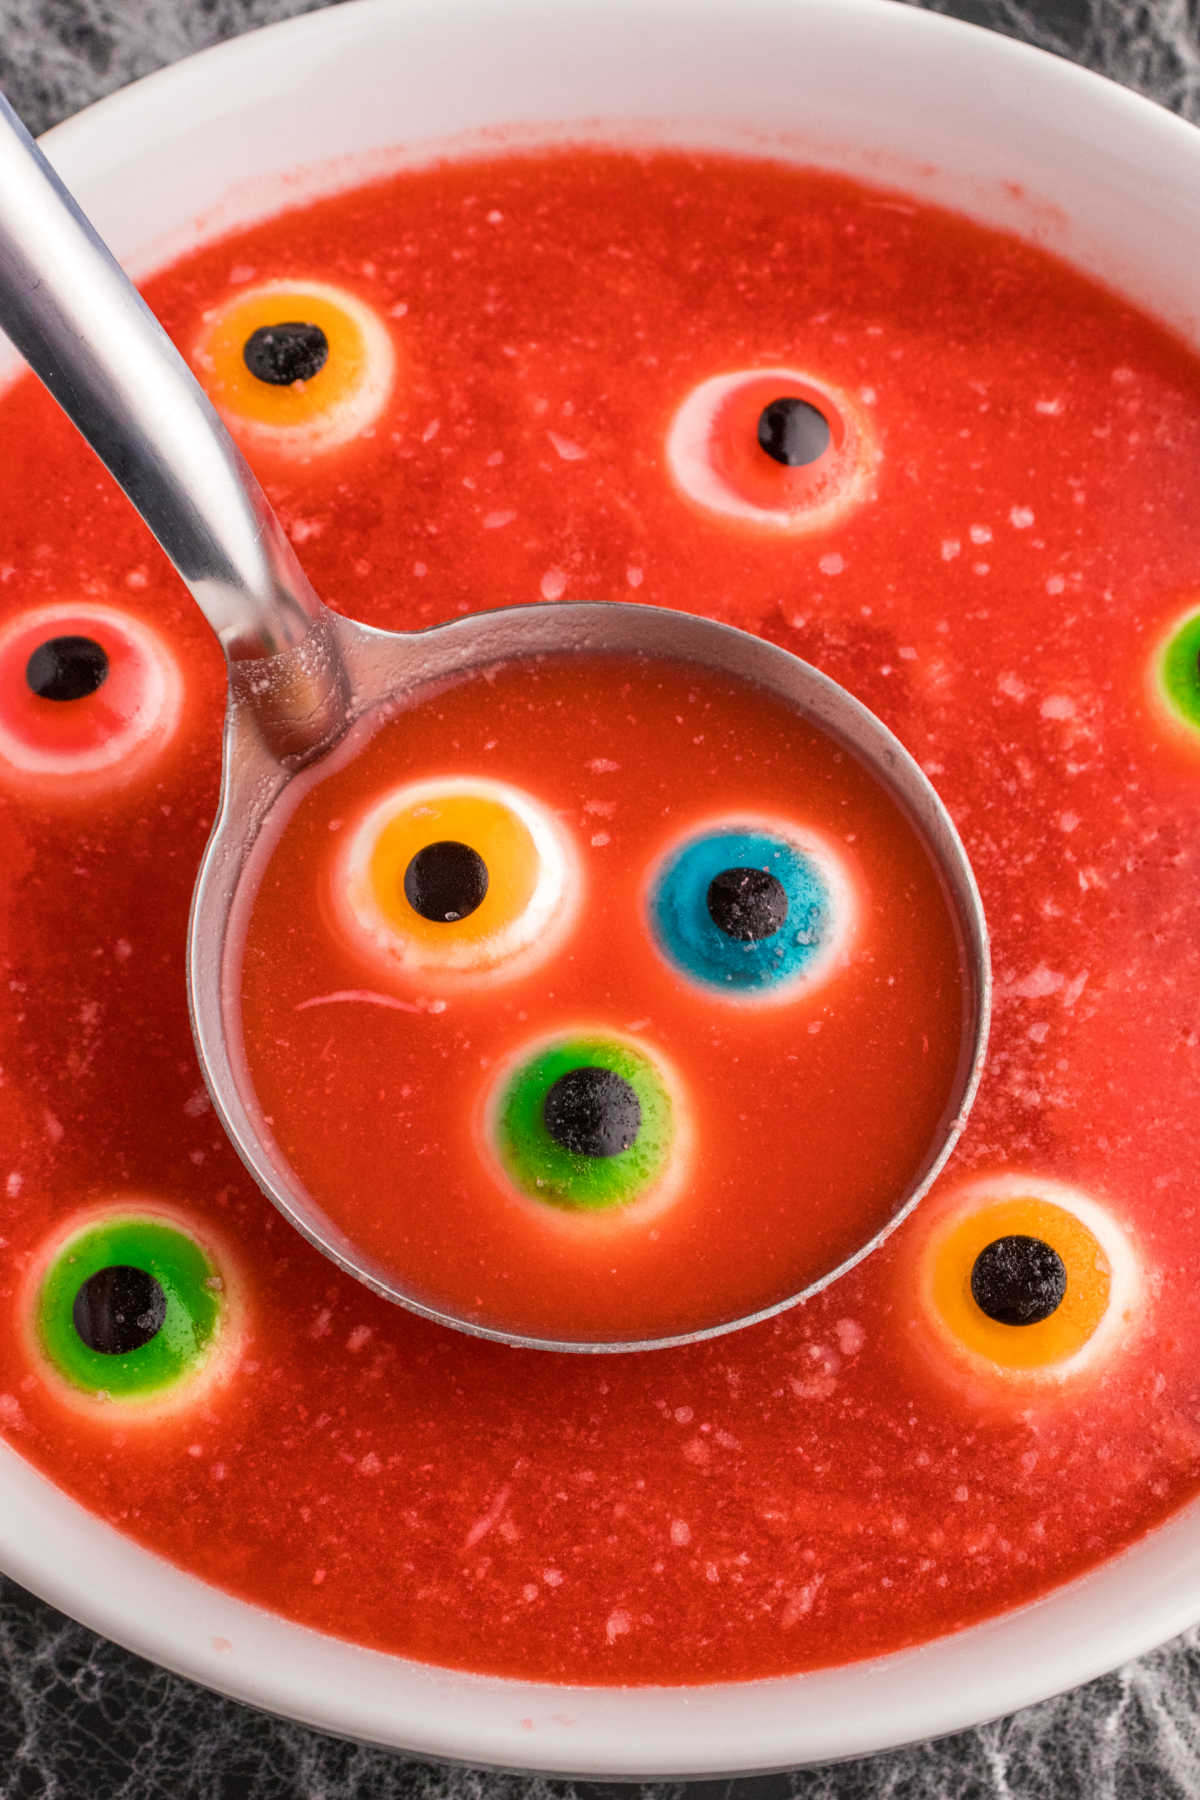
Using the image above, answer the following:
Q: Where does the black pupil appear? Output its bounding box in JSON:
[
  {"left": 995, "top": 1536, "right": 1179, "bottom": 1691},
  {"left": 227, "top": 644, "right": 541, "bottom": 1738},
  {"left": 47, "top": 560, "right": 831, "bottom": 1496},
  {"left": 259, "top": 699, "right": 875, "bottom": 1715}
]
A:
[
  {"left": 757, "top": 396, "right": 832, "bottom": 467},
  {"left": 403, "top": 841, "right": 489, "bottom": 923},
  {"left": 969, "top": 1235, "right": 1067, "bottom": 1327},
  {"left": 72, "top": 1265, "right": 167, "bottom": 1356},
  {"left": 707, "top": 866, "right": 789, "bottom": 942},
  {"left": 543, "top": 1066, "right": 642, "bottom": 1158},
  {"left": 25, "top": 635, "right": 109, "bottom": 702},
  {"left": 242, "top": 321, "right": 330, "bottom": 386}
]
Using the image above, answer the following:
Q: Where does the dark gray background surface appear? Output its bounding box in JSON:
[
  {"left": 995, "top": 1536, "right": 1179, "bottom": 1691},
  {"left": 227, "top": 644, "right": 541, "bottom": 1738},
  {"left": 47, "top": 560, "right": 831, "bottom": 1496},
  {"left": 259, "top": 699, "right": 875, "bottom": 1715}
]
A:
[{"left": 0, "top": 0, "right": 1198, "bottom": 1794}]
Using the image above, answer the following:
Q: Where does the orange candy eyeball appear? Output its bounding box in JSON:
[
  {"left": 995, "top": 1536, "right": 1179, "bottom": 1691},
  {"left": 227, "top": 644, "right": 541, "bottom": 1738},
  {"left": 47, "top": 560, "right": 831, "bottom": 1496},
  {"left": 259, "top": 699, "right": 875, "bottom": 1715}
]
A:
[
  {"left": 912, "top": 1176, "right": 1142, "bottom": 1391},
  {"left": 193, "top": 280, "right": 396, "bottom": 456},
  {"left": 0, "top": 602, "right": 183, "bottom": 797},
  {"left": 665, "top": 367, "right": 878, "bottom": 532},
  {"left": 331, "top": 776, "right": 580, "bottom": 987}
]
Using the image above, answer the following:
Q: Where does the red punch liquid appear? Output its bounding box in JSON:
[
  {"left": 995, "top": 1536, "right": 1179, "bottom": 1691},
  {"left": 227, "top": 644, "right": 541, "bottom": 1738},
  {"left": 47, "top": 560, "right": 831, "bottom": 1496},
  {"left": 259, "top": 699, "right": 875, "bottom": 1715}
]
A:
[
  {"left": 0, "top": 150, "right": 1197, "bottom": 1683},
  {"left": 234, "top": 653, "right": 968, "bottom": 1342}
]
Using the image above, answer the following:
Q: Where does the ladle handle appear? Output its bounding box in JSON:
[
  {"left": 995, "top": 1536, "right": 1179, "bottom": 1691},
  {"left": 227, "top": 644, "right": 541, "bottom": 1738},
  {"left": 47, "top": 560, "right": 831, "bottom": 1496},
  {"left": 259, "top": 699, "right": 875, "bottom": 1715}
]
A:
[{"left": 0, "top": 92, "right": 328, "bottom": 673}]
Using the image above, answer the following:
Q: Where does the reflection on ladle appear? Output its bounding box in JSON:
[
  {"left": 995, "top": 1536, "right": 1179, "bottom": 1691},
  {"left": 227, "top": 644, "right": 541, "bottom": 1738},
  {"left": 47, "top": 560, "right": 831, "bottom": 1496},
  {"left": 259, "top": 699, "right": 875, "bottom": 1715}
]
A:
[{"left": 0, "top": 92, "right": 990, "bottom": 1351}]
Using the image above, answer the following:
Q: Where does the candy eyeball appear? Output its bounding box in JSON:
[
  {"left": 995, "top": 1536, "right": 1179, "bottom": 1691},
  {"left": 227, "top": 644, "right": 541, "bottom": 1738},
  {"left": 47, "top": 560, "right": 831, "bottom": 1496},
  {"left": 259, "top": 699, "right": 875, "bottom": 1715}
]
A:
[
  {"left": 1150, "top": 606, "right": 1200, "bottom": 742},
  {"left": 647, "top": 815, "right": 856, "bottom": 1002},
  {"left": 913, "top": 1176, "right": 1142, "bottom": 1390},
  {"left": 193, "top": 280, "right": 396, "bottom": 456},
  {"left": 26, "top": 1204, "right": 245, "bottom": 1419},
  {"left": 331, "top": 776, "right": 580, "bottom": 986},
  {"left": 0, "top": 602, "right": 183, "bottom": 797},
  {"left": 485, "top": 1031, "right": 687, "bottom": 1216},
  {"left": 665, "top": 367, "right": 877, "bottom": 531}
]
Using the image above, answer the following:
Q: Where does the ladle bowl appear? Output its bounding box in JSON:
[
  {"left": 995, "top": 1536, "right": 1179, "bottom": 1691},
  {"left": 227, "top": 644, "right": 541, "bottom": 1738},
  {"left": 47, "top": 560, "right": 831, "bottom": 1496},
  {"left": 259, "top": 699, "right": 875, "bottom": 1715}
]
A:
[
  {"left": 202, "top": 597, "right": 991, "bottom": 1349},
  {"left": 0, "top": 86, "right": 990, "bottom": 1350}
]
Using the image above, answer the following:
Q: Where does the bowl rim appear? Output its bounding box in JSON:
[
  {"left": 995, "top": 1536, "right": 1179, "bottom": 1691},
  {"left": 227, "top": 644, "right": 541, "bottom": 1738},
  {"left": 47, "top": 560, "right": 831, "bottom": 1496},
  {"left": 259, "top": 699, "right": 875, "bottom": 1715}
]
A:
[{"left": 4, "top": 0, "right": 1200, "bottom": 1773}]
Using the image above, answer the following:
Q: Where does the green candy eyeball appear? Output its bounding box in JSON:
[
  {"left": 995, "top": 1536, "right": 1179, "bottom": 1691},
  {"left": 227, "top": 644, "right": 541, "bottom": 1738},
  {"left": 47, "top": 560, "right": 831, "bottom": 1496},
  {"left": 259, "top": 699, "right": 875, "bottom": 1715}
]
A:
[
  {"left": 1156, "top": 609, "right": 1200, "bottom": 736},
  {"left": 30, "top": 1205, "right": 242, "bottom": 1414},
  {"left": 488, "top": 1032, "right": 683, "bottom": 1213}
]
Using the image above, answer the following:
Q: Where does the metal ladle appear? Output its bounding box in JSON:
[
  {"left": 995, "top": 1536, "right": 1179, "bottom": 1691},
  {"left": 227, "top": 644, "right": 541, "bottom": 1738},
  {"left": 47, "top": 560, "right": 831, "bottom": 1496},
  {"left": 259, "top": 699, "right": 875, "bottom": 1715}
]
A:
[{"left": 0, "top": 94, "right": 990, "bottom": 1351}]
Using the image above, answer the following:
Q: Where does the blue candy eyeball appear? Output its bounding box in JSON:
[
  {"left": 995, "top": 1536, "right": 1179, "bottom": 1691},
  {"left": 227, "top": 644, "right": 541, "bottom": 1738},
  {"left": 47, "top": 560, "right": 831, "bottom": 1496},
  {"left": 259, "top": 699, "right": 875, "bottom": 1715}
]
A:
[{"left": 647, "top": 817, "right": 856, "bottom": 1001}]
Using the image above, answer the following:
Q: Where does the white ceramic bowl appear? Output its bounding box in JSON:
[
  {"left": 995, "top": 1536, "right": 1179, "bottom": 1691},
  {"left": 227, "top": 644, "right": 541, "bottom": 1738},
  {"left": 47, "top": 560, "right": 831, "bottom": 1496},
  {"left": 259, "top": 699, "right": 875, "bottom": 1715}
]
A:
[{"left": 4, "top": 0, "right": 1200, "bottom": 1774}]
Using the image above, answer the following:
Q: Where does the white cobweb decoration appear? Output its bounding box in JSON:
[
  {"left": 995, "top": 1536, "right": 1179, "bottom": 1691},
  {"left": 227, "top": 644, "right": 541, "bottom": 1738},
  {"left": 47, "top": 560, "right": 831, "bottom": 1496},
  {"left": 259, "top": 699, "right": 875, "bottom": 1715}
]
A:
[{"left": 907, "top": 0, "right": 1200, "bottom": 121}]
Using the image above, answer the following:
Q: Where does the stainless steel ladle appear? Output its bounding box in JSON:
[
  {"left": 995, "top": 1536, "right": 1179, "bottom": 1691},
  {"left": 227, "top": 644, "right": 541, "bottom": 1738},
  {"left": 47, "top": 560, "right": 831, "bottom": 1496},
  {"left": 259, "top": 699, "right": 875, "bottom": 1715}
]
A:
[{"left": 0, "top": 94, "right": 990, "bottom": 1351}]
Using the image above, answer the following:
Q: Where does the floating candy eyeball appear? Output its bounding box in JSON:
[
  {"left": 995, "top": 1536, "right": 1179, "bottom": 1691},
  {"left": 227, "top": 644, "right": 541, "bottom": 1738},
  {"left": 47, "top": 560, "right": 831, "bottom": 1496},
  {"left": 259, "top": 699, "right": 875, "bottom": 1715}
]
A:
[
  {"left": 647, "top": 815, "right": 856, "bottom": 1002},
  {"left": 25, "top": 1203, "right": 245, "bottom": 1420},
  {"left": 1149, "top": 605, "right": 1200, "bottom": 743},
  {"left": 332, "top": 776, "right": 579, "bottom": 986},
  {"left": 485, "top": 1031, "right": 686, "bottom": 1215},
  {"left": 193, "top": 280, "right": 396, "bottom": 456},
  {"left": 913, "top": 1175, "right": 1142, "bottom": 1390},
  {"left": 0, "top": 602, "right": 183, "bottom": 797},
  {"left": 665, "top": 367, "right": 878, "bottom": 531}
]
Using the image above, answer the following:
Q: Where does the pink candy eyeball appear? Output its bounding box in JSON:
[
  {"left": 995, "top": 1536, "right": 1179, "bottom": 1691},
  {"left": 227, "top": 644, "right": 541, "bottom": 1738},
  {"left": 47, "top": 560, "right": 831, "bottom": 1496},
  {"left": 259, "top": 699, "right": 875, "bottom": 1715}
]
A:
[
  {"left": 666, "top": 367, "right": 879, "bottom": 533},
  {"left": 0, "top": 603, "right": 183, "bottom": 798}
]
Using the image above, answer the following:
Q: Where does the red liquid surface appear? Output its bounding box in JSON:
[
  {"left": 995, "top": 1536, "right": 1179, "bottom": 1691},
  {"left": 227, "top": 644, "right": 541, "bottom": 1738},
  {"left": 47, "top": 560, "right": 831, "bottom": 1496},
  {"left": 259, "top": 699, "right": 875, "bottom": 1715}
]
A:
[
  {"left": 236, "top": 654, "right": 968, "bottom": 1341},
  {"left": 0, "top": 150, "right": 1198, "bottom": 1683}
]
